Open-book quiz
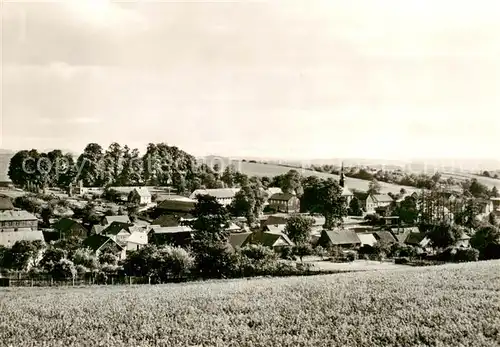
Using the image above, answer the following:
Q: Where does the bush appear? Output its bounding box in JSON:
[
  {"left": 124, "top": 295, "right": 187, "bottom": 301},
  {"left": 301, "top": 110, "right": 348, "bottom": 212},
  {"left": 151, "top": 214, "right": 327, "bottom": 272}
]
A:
[
  {"left": 279, "top": 247, "right": 296, "bottom": 261},
  {"left": 395, "top": 257, "right": 409, "bottom": 264},
  {"left": 454, "top": 248, "right": 479, "bottom": 262},
  {"left": 344, "top": 251, "right": 358, "bottom": 262}
]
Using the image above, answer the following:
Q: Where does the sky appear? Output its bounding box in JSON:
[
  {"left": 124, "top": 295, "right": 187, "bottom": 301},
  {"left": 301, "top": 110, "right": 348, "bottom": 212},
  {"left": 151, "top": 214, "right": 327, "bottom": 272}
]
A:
[{"left": 1, "top": 0, "right": 499, "bottom": 161}]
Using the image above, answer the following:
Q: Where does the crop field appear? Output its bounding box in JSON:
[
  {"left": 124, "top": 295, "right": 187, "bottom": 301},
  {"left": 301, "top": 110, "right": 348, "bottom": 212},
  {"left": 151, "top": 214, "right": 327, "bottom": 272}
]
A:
[{"left": 1, "top": 261, "right": 499, "bottom": 347}]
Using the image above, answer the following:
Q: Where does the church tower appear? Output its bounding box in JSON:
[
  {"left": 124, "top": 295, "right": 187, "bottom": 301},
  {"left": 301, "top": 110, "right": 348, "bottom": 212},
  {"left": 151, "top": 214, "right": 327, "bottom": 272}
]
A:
[{"left": 339, "top": 162, "right": 345, "bottom": 188}]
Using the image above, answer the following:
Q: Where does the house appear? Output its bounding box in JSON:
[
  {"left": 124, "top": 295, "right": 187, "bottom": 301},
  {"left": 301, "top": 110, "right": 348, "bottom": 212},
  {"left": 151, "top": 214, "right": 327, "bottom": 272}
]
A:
[
  {"left": 128, "top": 187, "right": 152, "bottom": 206},
  {"left": 260, "top": 214, "right": 288, "bottom": 228},
  {"left": 52, "top": 218, "right": 88, "bottom": 240},
  {"left": 126, "top": 230, "right": 148, "bottom": 251},
  {"left": 0, "top": 210, "right": 38, "bottom": 231},
  {"left": 189, "top": 188, "right": 240, "bottom": 206},
  {"left": 246, "top": 231, "right": 294, "bottom": 251},
  {"left": 101, "top": 215, "right": 131, "bottom": 226},
  {"left": 341, "top": 186, "right": 354, "bottom": 205},
  {"left": 373, "top": 230, "right": 397, "bottom": 244},
  {"left": 82, "top": 234, "right": 126, "bottom": 260},
  {"left": 491, "top": 197, "right": 500, "bottom": 210},
  {"left": 101, "top": 221, "right": 143, "bottom": 245},
  {"left": 365, "top": 194, "right": 394, "bottom": 213},
  {"left": 264, "top": 224, "right": 286, "bottom": 234},
  {"left": 148, "top": 226, "right": 193, "bottom": 247},
  {"left": 357, "top": 233, "right": 377, "bottom": 247},
  {"left": 267, "top": 193, "right": 300, "bottom": 213},
  {"left": 0, "top": 195, "right": 14, "bottom": 211},
  {"left": 317, "top": 229, "right": 361, "bottom": 249},
  {"left": 265, "top": 187, "right": 283, "bottom": 197},
  {"left": 395, "top": 230, "right": 430, "bottom": 249},
  {"left": 228, "top": 232, "right": 252, "bottom": 250},
  {"left": 477, "top": 199, "right": 494, "bottom": 219}
]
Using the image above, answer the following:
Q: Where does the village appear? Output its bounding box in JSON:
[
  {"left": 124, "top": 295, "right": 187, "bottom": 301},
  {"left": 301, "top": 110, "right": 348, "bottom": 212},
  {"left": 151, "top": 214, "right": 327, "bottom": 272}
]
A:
[{"left": 1, "top": 153, "right": 499, "bottom": 286}]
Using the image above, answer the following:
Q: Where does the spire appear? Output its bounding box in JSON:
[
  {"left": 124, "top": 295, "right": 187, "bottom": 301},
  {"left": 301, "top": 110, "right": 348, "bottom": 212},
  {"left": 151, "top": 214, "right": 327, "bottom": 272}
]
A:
[{"left": 339, "top": 162, "right": 345, "bottom": 188}]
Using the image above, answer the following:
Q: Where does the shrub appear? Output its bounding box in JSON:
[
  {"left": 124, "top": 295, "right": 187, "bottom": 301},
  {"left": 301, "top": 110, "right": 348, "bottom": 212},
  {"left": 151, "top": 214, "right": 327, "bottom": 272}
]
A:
[
  {"left": 344, "top": 251, "right": 357, "bottom": 262},
  {"left": 279, "top": 247, "right": 296, "bottom": 260},
  {"left": 395, "top": 257, "right": 409, "bottom": 265},
  {"left": 454, "top": 248, "right": 479, "bottom": 262}
]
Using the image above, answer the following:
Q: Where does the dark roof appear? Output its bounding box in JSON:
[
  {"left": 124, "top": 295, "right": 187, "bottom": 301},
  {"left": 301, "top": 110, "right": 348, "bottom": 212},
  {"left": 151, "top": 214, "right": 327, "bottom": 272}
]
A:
[
  {"left": 0, "top": 195, "right": 14, "bottom": 210},
  {"left": 404, "top": 232, "right": 426, "bottom": 245},
  {"left": 321, "top": 229, "right": 361, "bottom": 245},
  {"left": 152, "top": 214, "right": 180, "bottom": 227},
  {"left": 102, "top": 221, "right": 132, "bottom": 236},
  {"left": 228, "top": 232, "right": 252, "bottom": 249},
  {"left": 374, "top": 231, "right": 397, "bottom": 243},
  {"left": 247, "top": 232, "right": 294, "bottom": 248},
  {"left": 83, "top": 234, "right": 117, "bottom": 252},
  {"left": 53, "top": 218, "right": 86, "bottom": 233},
  {"left": 157, "top": 199, "right": 195, "bottom": 213},
  {"left": 262, "top": 215, "right": 288, "bottom": 226},
  {"left": 103, "top": 215, "right": 130, "bottom": 225},
  {"left": 269, "top": 193, "right": 296, "bottom": 201}
]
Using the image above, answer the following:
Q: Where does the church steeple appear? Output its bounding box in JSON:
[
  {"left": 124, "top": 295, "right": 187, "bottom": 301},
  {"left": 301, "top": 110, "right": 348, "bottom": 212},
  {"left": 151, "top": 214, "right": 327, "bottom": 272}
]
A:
[{"left": 339, "top": 162, "right": 345, "bottom": 188}]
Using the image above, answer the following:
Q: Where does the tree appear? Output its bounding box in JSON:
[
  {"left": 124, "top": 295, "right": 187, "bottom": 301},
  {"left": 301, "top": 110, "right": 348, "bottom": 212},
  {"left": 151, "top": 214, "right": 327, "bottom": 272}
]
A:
[
  {"left": 455, "top": 199, "right": 480, "bottom": 229},
  {"left": 427, "top": 223, "right": 462, "bottom": 250},
  {"left": 71, "top": 248, "right": 99, "bottom": 271},
  {"left": 50, "top": 258, "right": 77, "bottom": 280},
  {"left": 13, "top": 196, "right": 42, "bottom": 214},
  {"left": 470, "top": 225, "right": 500, "bottom": 260},
  {"left": 39, "top": 247, "right": 67, "bottom": 273},
  {"left": 76, "top": 143, "right": 104, "bottom": 187},
  {"left": 41, "top": 206, "right": 54, "bottom": 228},
  {"left": 392, "top": 196, "right": 418, "bottom": 224},
  {"left": 348, "top": 197, "right": 363, "bottom": 216},
  {"left": 282, "top": 170, "right": 303, "bottom": 196},
  {"left": 367, "top": 179, "right": 381, "bottom": 195},
  {"left": 302, "top": 178, "right": 347, "bottom": 229},
  {"left": 284, "top": 214, "right": 314, "bottom": 244},
  {"left": 491, "top": 186, "right": 499, "bottom": 198},
  {"left": 190, "top": 195, "right": 233, "bottom": 278},
  {"left": 293, "top": 243, "right": 313, "bottom": 262},
  {"left": 221, "top": 165, "right": 236, "bottom": 188},
  {"left": 9, "top": 240, "right": 45, "bottom": 270},
  {"left": 230, "top": 185, "right": 257, "bottom": 225}
]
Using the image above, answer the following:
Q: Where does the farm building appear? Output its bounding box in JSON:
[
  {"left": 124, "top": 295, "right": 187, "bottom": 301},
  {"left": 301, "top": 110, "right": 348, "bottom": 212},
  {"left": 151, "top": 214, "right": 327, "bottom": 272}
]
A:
[
  {"left": 125, "top": 230, "right": 148, "bottom": 251},
  {"left": 267, "top": 193, "right": 300, "bottom": 214},
  {"left": 156, "top": 199, "right": 195, "bottom": 217},
  {"left": 318, "top": 229, "right": 361, "bottom": 249},
  {"left": 228, "top": 232, "right": 252, "bottom": 250},
  {"left": 374, "top": 230, "right": 397, "bottom": 244},
  {"left": 101, "top": 215, "right": 131, "bottom": 226}
]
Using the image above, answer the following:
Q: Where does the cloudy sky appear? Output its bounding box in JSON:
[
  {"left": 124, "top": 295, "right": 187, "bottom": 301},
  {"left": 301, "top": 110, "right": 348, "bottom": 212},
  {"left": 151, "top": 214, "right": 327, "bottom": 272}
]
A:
[{"left": 1, "top": 0, "right": 499, "bottom": 160}]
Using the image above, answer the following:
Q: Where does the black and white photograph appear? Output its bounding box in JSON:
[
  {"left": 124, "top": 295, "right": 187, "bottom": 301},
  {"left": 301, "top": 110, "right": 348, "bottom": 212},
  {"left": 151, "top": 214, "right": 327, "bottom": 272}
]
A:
[{"left": 1, "top": 1, "right": 499, "bottom": 346}]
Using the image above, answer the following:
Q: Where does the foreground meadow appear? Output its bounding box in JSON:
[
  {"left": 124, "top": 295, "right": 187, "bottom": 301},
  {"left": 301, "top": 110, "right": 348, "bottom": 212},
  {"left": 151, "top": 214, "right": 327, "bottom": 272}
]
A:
[{"left": 1, "top": 261, "right": 499, "bottom": 347}]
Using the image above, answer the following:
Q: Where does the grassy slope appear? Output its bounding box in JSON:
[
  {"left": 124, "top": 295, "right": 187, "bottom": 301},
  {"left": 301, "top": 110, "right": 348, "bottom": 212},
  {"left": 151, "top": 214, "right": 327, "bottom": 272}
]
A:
[{"left": 1, "top": 261, "right": 499, "bottom": 347}]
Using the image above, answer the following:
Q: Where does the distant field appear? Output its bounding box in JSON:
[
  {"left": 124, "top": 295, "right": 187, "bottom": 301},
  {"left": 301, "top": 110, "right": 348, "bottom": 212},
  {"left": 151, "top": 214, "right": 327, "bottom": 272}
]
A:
[
  {"left": 231, "top": 160, "right": 418, "bottom": 194},
  {"left": 2, "top": 261, "right": 499, "bottom": 347},
  {"left": 442, "top": 171, "right": 500, "bottom": 190}
]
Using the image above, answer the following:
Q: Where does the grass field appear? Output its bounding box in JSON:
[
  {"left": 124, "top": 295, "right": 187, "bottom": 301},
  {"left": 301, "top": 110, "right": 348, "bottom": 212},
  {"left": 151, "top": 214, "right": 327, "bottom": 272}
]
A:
[{"left": 1, "top": 261, "right": 499, "bottom": 347}]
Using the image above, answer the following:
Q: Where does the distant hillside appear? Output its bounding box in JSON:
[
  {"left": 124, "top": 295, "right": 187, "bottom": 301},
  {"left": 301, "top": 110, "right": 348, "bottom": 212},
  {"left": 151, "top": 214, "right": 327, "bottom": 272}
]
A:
[{"left": 202, "top": 156, "right": 418, "bottom": 194}]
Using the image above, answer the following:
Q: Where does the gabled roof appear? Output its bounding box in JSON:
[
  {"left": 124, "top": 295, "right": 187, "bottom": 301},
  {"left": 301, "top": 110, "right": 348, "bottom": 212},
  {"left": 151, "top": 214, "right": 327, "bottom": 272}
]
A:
[
  {"left": 132, "top": 187, "right": 151, "bottom": 198},
  {"left": 0, "top": 195, "right": 14, "bottom": 210},
  {"left": 53, "top": 218, "right": 86, "bottom": 233},
  {"left": 189, "top": 188, "right": 240, "bottom": 200},
  {"left": 264, "top": 224, "right": 286, "bottom": 234},
  {"left": 266, "top": 187, "right": 283, "bottom": 196},
  {"left": 127, "top": 230, "right": 148, "bottom": 245},
  {"left": 322, "top": 229, "right": 361, "bottom": 245},
  {"left": 373, "top": 231, "right": 397, "bottom": 243},
  {"left": 262, "top": 215, "right": 288, "bottom": 226},
  {"left": 0, "top": 229, "right": 44, "bottom": 247},
  {"left": 152, "top": 214, "right": 180, "bottom": 227},
  {"left": 103, "top": 215, "right": 130, "bottom": 225},
  {"left": 228, "top": 232, "right": 252, "bottom": 249},
  {"left": 269, "top": 193, "right": 296, "bottom": 202},
  {"left": 83, "top": 234, "right": 122, "bottom": 252},
  {"left": 0, "top": 210, "right": 37, "bottom": 222},
  {"left": 248, "top": 231, "right": 294, "bottom": 248},
  {"left": 102, "top": 221, "right": 133, "bottom": 236},
  {"left": 368, "top": 194, "right": 394, "bottom": 203},
  {"left": 341, "top": 187, "right": 354, "bottom": 197},
  {"left": 357, "top": 233, "right": 377, "bottom": 247},
  {"left": 92, "top": 225, "right": 106, "bottom": 234}
]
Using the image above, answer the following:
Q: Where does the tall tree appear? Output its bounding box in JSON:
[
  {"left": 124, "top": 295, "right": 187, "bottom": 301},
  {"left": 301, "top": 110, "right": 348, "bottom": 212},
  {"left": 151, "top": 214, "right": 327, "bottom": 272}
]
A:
[
  {"left": 302, "top": 178, "right": 347, "bottom": 229},
  {"left": 76, "top": 143, "right": 104, "bottom": 187},
  {"left": 367, "top": 179, "right": 382, "bottom": 195},
  {"left": 282, "top": 170, "right": 303, "bottom": 196},
  {"left": 221, "top": 165, "right": 237, "bottom": 188},
  {"left": 348, "top": 197, "right": 363, "bottom": 216},
  {"left": 284, "top": 214, "right": 314, "bottom": 244}
]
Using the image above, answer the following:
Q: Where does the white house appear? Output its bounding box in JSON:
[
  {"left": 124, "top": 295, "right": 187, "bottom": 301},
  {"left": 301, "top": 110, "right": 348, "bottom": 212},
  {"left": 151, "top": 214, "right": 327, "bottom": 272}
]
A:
[
  {"left": 189, "top": 188, "right": 240, "bottom": 206},
  {"left": 365, "top": 194, "right": 394, "bottom": 213},
  {"left": 129, "top": 187, "right": 152, "bottom": 205}
]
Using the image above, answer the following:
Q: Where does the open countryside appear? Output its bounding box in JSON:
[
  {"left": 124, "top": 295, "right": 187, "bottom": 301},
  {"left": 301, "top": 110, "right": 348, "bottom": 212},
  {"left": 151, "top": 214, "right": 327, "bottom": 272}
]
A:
[{"left": 1, "top": 260, "right": 499, "bottom": 347}]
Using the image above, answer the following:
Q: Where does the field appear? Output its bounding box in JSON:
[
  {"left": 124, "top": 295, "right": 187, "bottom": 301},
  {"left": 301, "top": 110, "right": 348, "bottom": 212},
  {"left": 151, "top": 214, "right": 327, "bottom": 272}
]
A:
[{"left": 1, "top": 261, "right": 499, "bottom": 347}]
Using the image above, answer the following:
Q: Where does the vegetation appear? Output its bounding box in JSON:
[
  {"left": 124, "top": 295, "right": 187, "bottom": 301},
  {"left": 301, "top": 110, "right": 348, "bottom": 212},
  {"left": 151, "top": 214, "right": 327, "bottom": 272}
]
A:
[{"left": 1, "top": 261, "right": 499, "bottom": 346}]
